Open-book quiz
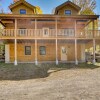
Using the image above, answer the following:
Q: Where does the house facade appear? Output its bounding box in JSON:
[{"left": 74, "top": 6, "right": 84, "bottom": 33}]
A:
[{"left": 0, "top": 0, "right": 100, "bottom": 65}]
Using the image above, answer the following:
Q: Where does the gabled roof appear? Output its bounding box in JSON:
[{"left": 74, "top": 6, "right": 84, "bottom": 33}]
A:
[
  {"left": 54, "top": 1, "right": 81, "bottom": 14},
  {"left": 9, "top": 0, "right": 36, "bottom": 11}
]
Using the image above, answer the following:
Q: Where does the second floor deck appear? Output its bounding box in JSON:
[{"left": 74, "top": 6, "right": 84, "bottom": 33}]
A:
[{"left": 0, "top": 29, "right": 100, "bottom": 39}]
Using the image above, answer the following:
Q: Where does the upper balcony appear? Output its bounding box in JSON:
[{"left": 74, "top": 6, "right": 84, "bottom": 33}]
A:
[{"left": 0, "top": 29, "right": 100, "bottom": 39}]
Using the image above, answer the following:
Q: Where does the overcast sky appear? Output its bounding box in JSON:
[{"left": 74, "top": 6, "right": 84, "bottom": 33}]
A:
[{"left": 0, "top": 0, "right": 100, "bottom": 15}]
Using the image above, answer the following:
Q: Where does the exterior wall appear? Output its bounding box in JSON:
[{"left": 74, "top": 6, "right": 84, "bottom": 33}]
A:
[
  {"left": 37, "top": 42, "right": 56, "bottom": 61},
  {"left": 5, "top": 44, "right": 10, "bottom": 63},
  {"left": 10, "top": 43, "right": 35, "bottom": 62},
  {"left": 17, "top": 19, "right": 35, "bottom": 29},
  {"left": 9, "top": 42, "right": 82, "bottom": 62},
  {"left": 11, "top": 4, "right": 34, "bottom": 14},
  {"left": 57, "top": 5, "right": 79, "bottom": 15}
]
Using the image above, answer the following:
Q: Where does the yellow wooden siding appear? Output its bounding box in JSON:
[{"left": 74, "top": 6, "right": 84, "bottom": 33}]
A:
[
  {"left": 10, "top": 43, "right": 35, "bottom": 62},
  {"left": 9, "top": 43, "right": 82, "bottom": 62},
  {"left": 11, "top": 4, "right": 34, "bottom": 14},
  {"left": 58, "top": 5, "right": 79, "bottom": 15}
]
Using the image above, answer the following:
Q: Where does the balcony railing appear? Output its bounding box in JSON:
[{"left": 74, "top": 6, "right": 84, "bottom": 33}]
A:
[{"left": 0, "top": 29, "right": 100, "bottom": 39}]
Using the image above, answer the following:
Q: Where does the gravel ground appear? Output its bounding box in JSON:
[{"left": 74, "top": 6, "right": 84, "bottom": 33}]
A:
[{"left": 0, "top": 64, "right": 100, "bottom": 100}]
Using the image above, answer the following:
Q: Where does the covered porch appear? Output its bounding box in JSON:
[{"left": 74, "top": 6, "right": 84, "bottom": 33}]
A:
[{"left": 2, "top": 39, "right": 100, "bottom": 65}]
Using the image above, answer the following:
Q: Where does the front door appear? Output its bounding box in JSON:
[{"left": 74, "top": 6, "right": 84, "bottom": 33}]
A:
[{"left": 61, "top": 47, "right": 67, "bottom": 61}]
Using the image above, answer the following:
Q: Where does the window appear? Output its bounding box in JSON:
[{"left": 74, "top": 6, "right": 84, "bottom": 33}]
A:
[
  {"left": 25, "top": 46, "right": 31, "bottom": 55},
  {"left": 20, "top": 9, "right": 26, "bottom": 14},
  {"left": 65, "top": 10, "right": 71, "bottom": 15},
  {"left": 19, "top": 28, "right": 26, "bottom": 36},
  {"left": 43, "top": 28, "right": 49, "bottom": 37},
  {"left": 64, "top": 28, "right": 74, "bottom": 36},
  {"left": 40, "top": 46, "right": 46, "bottom": 55}
]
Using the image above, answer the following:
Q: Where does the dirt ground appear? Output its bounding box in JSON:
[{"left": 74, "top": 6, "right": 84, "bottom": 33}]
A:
[{"left": 0, "top": 63, "right": 100, "bottom": 100}]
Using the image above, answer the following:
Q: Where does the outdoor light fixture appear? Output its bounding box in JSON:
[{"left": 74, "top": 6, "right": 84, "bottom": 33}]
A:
[{"left": 81, "top": 32, "right": 83, "bottom": 35}]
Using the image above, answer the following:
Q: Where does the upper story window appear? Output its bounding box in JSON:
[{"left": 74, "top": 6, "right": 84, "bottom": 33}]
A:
[
  {"left": 20, "top": 9, "right": 26, "bottom": 14},
  {"left": 19, "top": 28, "right": 26, "bottom": 36},
  {"left": 65, "top": 10, "right": 71, "bottom": 15},
  {"left": 43, "top": 28, "right": 49, "bottom": 37}
]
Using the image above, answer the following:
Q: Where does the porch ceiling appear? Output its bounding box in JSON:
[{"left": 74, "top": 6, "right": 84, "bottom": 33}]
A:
[{"left": 2, "top": 39, "right": 100, "bottom": 44}]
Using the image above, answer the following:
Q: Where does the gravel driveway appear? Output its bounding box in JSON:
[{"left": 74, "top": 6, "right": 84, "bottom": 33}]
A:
[{"left": 0, "top": 64, "right": 100, "bottom": 100}]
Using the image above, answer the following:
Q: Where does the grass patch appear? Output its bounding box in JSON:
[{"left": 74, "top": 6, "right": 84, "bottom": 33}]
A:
[
  {"left": 77, "top": 63, "right": 100, "bottom": 69},
  {"left": 0, "top": 63, "right": 99, "bottom": 80}
]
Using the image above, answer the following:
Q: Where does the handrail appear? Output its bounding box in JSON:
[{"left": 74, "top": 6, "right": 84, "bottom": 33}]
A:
[{"left": 0, "top": 29, "right": 100, "bottom": 38}]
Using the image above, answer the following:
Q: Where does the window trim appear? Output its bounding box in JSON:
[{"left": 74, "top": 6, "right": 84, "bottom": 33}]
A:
[
  {"left": 64, "top": 10, "right": 71, "bottom": 15},
  {"left": 39, "top": 46, "right": 46, "bottom": 55},
  {"left": 43, "top": 28, "right": 49, "bottom": 37},
  {"left": 25, "top": 46, "right": 31, "bottom": 55},
  {"left": 20, "top": 9, "right": 26, "bottom": 14}
]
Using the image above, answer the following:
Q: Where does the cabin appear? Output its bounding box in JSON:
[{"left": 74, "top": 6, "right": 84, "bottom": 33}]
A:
[{"left": 0, "top": 0, "right": 100, "bottom": 65}]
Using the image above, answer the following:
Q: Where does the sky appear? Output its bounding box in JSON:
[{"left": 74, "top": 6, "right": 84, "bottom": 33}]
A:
[{"left": 0, "top": 0, "right": 100, "bottom": 15}]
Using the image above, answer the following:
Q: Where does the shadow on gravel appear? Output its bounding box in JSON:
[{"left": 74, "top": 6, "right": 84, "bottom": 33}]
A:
[{"left": 0, "top": 63, "right": 99, "bottom": 80}]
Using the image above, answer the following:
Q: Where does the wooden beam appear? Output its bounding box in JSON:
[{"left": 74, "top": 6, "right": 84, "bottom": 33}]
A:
[{"left": 2, "top": 21, "right": 13, "bottom": 23}]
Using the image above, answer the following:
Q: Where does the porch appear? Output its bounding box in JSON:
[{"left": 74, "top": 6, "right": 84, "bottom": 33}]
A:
[{"left": 3, "top": 39, "right": 100, "bottom": 65}]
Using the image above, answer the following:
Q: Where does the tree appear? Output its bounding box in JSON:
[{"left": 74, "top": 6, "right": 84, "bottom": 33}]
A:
[
  {"left": 36, "top": 6, "right": 43, "bottom": 14},
  {"left": 72, "top": 0, "right": 96, "bottom": 15},
  {"left": 13, "top": 0, "right": 19, "bottom": 3}
]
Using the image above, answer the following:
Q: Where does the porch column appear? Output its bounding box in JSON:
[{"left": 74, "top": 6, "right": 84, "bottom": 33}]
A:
[
  {"left": 35, "top": 39, "right": 38, "bottom": 65},
  {"left": 14, "top": 19, "right": 17, "bottom": 65},
  {"left": 75, "top": 39, "right": 78, "bottom": 65},
  {"left": 56, "top": 39, "right": 58, "bottom": 65},
  {"left": 74, "top": 20, "right": 78, "bottom": 65},
  {"left": 92, "top": 20, "right": 96, "bottom": 64},
  {"left": 55, "top": 19, "right": 58, "bottom": 65},
  {"left": 93, "top": 39, "right": 96, "bottom": 64},
  {"left": 35, "top": 19, "right": 38, "bottom": 65},
  {"left": 14, "top": 39, "right": 17, "bottom": 65}
]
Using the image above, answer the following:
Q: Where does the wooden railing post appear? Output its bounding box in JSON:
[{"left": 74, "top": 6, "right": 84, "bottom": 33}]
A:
[
  {"left": 75, "top": 20, "right": 77, "bottom": 37},
  {"left": 55, "top": 19, "right": 58, "bottom": 38},
  {"left": 35, "top": 19, "right": 37, "bottom": 38},
  {"left": 15, "top": 19, "right": 17, "bottom": 38},
  {"left": 92, "top": 20, "right": 95, "bottom": 38}
]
